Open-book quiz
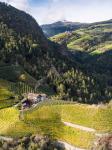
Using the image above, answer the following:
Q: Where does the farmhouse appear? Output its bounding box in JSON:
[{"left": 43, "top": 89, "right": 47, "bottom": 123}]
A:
[
  {"left": 22, "top": 93, "right": 47, "bottom": 109},
  {"left": 27, "top": 93, "right": 47, "bottom": 103}
]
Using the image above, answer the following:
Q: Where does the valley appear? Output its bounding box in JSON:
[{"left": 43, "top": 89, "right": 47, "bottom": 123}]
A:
[{"left": 0, "top": 2, "right": 112, "bottom": 150}]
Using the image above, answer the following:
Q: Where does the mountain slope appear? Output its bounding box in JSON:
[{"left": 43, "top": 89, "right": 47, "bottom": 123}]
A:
[
  {"left": 50, "top": 21, "right": 112, "bottom": 53},
  {"left": 50, "top": 21, "right": 112, "bottom": 101},
  {"left": 0, "top": 2, "right": 112, "bottom": 103},
  {"left": 0, "top": 2, "right": 46, "bottom": 41},
  {"left": 41, "top": 20, "right": 87, "bottom": 37},
  {"left": 0, "top": 2, "right": 75, "bottom": 78}
]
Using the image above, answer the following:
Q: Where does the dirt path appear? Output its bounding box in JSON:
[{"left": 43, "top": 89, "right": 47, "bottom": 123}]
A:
[
  {"left": 63, "top": 121, "right": 96, "bottom": 132},
  {"left": 63, "top": 121, "right": 109, "bottom": 138}
]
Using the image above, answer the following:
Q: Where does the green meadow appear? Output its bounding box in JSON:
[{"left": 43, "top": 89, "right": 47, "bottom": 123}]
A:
[{"left": 0, "top": 101, "right": 112, "bottom": 149}]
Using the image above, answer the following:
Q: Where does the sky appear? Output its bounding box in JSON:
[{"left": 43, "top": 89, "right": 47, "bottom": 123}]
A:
[{"left": 0, "top": 0, "right": 112, "bottom": 25}]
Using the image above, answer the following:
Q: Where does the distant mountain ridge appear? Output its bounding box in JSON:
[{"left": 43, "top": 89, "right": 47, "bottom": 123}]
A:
[
  {"left": 41, "top": 20, "right": 88, "bottom": 37},
  {"left": 90, "top": 19, "right": 112, "bottom": 26},
  {"left": 50, "top": 19, "right": 112, "bottom": 54},
  {"left": 41, "top": 19, "right": 112, "bottom": 37}
]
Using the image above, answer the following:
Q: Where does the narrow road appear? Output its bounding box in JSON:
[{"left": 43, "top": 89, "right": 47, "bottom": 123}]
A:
[
  {"left": 63, "top": 121, "right": 109, "bottom": 138},
  {"left": 63, "top": 121, "right": 96, "bottom": 132},
  {"left": 57, "top": 140, "right": 86, "bottom": 150}
]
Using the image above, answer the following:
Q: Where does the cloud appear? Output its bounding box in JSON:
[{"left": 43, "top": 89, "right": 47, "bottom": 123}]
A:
[
  {"left": 0, "top": 0, "right": 112, "bottom": 25},
  {"left": 30, "top": 0, "right": 112, "bottom": 25}
]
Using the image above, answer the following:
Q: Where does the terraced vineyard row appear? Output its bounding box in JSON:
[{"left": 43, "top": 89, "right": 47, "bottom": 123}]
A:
[
  {"left": 9, "top": 82, "right": 37, "bottom": 95},
  {"left": 0, "top": 79, "right": 38, "bottom": 109}
]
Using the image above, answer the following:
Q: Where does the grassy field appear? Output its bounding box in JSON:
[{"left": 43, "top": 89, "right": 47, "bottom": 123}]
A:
[
  {"left": 0, "top": 80, "right": 17, "bottom": 109},
  {"left": 30, "top": 101, "right": 112, "bottom": 132},
  {"left": 0, "top": 101, "right": 111, "bottom": 149},
  {"left": 0, "top": 108, "right": 19, "bottom": 133},
  {"left": 0, "top": 99, "right": 17, "bottom": 109},
  {"left": 61, "top": 126, "right": 95, "bottom": 148},
  {"left": 0, "top": 88, "right": 13, "bottom": 100},
  {"left": 60, "top": 104, "right": 112, "bottom": 132},
  {"left": 0, "top": 105, "right": 95, "bottom": 149}
]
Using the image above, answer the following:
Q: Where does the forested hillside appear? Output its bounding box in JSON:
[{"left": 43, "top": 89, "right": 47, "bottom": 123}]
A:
[
  {"left": 50, "top": 21, "right": 112, "bottom": 103},
  {"left": 0, "top": 2, "right": 112, "bottom": 103}
]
